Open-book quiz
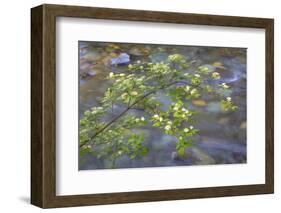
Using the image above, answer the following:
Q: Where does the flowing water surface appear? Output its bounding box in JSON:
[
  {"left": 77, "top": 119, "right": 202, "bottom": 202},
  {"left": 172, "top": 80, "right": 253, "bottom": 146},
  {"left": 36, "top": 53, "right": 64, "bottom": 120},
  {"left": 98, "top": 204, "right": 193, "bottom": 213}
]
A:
[{"left": 79, "top": 42, "right": 247, "bottom": 170}]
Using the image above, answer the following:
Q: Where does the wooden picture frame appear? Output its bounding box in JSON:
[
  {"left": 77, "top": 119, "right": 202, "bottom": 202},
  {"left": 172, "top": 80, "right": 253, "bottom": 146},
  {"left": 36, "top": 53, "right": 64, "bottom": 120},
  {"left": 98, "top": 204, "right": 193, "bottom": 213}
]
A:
[{"left": 31, "top": 4, "right": 274, "bottom": 208}]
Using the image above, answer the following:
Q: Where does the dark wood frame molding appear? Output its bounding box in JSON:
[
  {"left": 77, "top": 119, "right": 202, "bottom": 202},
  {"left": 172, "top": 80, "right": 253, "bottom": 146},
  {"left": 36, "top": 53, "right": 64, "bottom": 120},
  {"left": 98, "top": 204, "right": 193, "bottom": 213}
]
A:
[{"left": 31, "top": 4, "right": 274, "bottom": 208}]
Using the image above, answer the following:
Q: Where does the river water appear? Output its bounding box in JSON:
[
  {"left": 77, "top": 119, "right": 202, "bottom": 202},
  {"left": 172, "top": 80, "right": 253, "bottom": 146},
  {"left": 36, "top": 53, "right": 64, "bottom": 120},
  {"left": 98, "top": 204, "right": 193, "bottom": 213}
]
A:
[{"left": 79, "top": 41, "right": 247, "bottom": 170}]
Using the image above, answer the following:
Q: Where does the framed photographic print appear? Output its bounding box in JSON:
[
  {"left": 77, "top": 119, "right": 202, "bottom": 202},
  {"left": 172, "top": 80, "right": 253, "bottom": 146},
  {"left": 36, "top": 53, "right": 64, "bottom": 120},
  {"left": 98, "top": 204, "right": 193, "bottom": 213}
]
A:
[{"left": 31, "top": 4, "right": 274, "bottom": 208}]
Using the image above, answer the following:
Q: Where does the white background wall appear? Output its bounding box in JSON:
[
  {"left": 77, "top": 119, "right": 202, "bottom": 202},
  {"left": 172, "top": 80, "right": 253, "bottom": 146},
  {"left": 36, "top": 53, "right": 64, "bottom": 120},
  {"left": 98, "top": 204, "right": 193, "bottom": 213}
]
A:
[{"left": 0, "top": 0, "right": 279, "bottom": 212}]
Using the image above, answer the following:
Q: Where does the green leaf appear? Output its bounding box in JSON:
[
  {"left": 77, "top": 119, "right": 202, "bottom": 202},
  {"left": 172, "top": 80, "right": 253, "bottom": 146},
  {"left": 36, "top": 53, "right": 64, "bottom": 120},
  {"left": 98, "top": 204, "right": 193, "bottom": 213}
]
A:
[{"left": 177, "top": 147, "right": 185, "bottom": 157}]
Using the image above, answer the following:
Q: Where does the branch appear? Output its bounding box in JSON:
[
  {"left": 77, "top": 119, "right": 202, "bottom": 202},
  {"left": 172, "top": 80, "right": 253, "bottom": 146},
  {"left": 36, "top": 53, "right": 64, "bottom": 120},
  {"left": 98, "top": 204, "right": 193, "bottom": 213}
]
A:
[
  {"left": 80, "top": 81, "right": 181, "bottom": 148},
  {"left": 131, "top": 107, "right": 145, "bottom": 111}
]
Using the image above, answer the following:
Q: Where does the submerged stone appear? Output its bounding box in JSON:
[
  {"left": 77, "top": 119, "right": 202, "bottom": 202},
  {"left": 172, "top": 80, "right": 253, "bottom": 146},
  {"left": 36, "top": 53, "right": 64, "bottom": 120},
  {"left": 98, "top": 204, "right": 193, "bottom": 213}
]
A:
[
  {"left": 149, "top": 52, "right": 169, "bottom": 62},
  {"left": 87, "top": 70, "right": 97, "bottom": 76},
  {"left": 206, "top": 102, "right": 221, "bottom": 113},
  {"left": 192, "top": 99, "right": 207, "bottom": 107},
  {"left": 110, "top": 53, "right": 130, "bottom": 65}
]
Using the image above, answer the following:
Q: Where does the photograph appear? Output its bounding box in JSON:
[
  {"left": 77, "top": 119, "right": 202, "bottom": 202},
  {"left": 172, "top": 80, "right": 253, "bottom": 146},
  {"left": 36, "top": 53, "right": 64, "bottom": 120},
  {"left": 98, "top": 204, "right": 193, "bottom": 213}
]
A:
[
  {"left": 29, "top": 3, "right": 274, "bottom": 208},
  {"left": 79, "top": 41, "right": 247, "bottom": 170}
]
